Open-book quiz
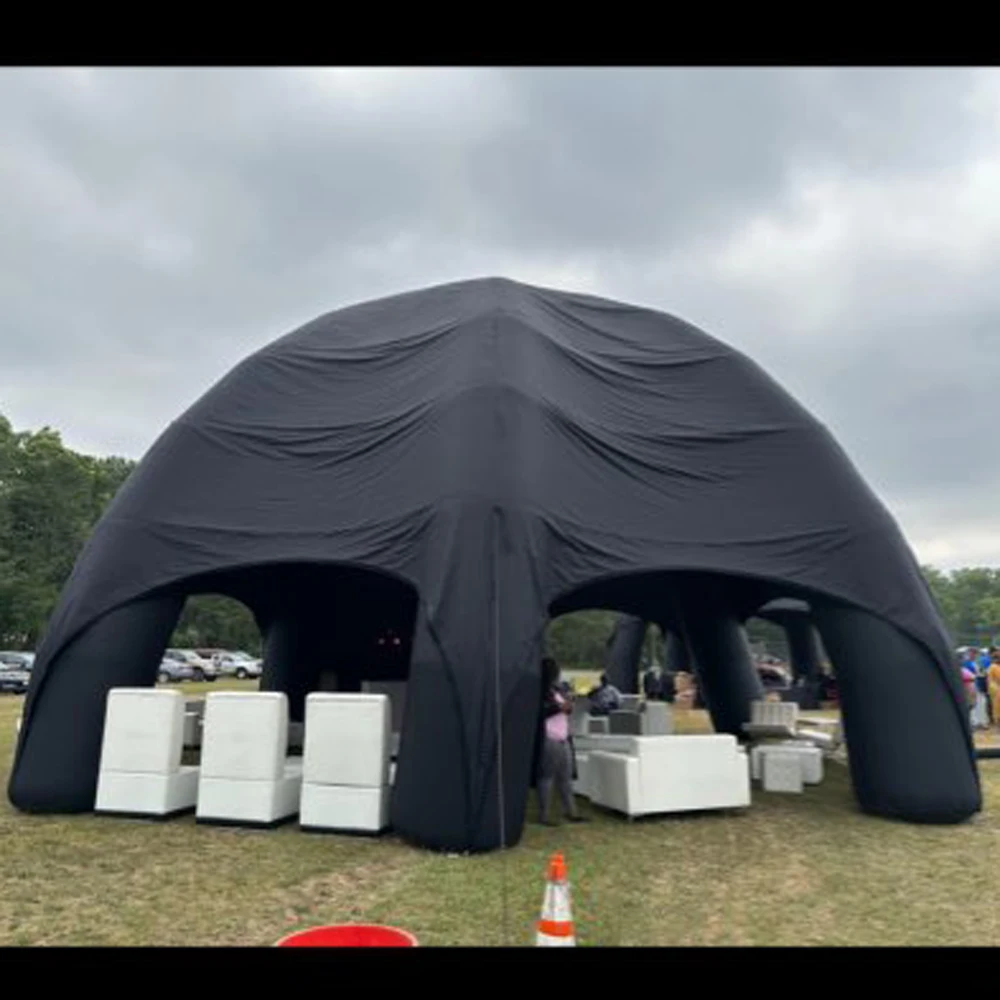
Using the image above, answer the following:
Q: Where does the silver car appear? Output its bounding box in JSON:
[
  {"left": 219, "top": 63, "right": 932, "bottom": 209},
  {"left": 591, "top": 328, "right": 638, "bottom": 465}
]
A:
[
  {"left": 163, "top": 648, "right": 219, "bottom": 682},
  {"left": 213, "top": 651, "right": 263, "bottom": 680},
  {"left": 157, "top": 657, "right": 196, "bottom": 684},
  {"left": 0, "top": 651, "right": 33, "bottom": 694}
]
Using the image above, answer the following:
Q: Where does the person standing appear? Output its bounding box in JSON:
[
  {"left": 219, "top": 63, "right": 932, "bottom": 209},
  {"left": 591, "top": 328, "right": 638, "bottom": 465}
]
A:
[
  {"left": 961, "top": 660, "right": 978, "bottom": 727},
  {"left": 989, "top": 651, "right": 1000, "bottom": 731},
  {"left": 968, "top": 649, "right": 990, "bottom": 730},
  {"left": 588, "top": 673, "right": 623, "bottom": 716},
  {"left": 537, "top": 657, "right": 587, "bottom": 826},
  {"left": 979, "top": 648, "right": 994, "bottom": 727}
]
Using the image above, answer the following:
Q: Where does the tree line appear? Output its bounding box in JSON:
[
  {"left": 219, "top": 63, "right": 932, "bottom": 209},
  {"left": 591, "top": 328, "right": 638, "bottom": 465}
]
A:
[
  {"left": 0, "top": 413, "right": 991, "bottom": 664},
  {"left": 0, "top": 415, "right": 259, "bottom": 652}
]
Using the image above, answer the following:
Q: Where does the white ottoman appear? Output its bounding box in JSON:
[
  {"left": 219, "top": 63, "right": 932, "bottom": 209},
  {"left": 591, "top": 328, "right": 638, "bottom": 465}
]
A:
[
  {"left": 572, "top": 751, "right": 591, "bottom": 799},
  {"left": 751, "top": 742, "right": 823, "bottom": 784},
  {"left": 300, "top": 693, "right": 391, "bottom": 834},
  {"left": 762, "top": 749, "right": 805, "bottom": 793}
]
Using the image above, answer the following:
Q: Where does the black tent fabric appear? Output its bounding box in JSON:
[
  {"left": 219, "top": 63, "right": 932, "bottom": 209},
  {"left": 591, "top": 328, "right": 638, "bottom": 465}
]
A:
[{"left": 9, "top": 277, "right": 980, "bottom": 850}]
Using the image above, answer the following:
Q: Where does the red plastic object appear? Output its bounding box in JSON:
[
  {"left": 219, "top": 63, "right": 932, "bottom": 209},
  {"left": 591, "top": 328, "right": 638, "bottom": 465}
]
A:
[{"left": 276, "top": 924, "right": 418, "bottom": 947}]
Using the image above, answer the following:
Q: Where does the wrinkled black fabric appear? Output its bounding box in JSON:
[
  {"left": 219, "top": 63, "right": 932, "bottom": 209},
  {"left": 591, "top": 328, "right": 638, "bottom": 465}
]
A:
[
  {"left": 30, "top": 278, "right": 949, "bottom": 672},
  {"left": 14, "top": 277, "right": 967, "bottom": 846}
]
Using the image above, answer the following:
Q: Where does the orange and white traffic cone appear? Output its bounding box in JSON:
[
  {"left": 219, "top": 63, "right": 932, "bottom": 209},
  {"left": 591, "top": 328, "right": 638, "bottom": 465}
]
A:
[{"left": 536, "top": 851, "right": 575, "bottom": 946}]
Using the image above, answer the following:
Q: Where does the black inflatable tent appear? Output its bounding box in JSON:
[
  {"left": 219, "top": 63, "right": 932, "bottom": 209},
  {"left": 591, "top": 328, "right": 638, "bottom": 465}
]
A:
[{"left": 8, "top": 278, "right": 980, "bottom": 851}]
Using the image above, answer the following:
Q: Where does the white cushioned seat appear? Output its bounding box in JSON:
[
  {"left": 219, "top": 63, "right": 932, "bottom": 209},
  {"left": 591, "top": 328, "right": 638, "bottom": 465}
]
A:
[
  {"left": 572, "top": 751, "right": 592, "bottom": 799},
  {"left": 762, "top": 748, "right": 805, "bottom": 793},
  {"left": 196, "top": 692, "right": 302, "bottom": 826},
  {"left": 95, "top": 688, "right": 198, "bottom": 818},
  {"left": 641, "top": 701, "right": 673, "bottom": 736},
  {"left": 571, "top": 733, "right": 641, "bottom": 755},
  {"left": 587, "top": 735, "right": 751, "bottom": 819},
  {"left": 609, "top": 710, "right": 643, "bottom": 735},
  {"left": 183, "top": 699, "right": 205, "bottom": 748},
  {"left": 751, "top": 742, "right": 823, "bottom": 784},
  {"left": 743, "top": 699, "right": 800, "bottom": 739},
  {"left": 569, "top": 702, "right": 591, "bottom": 737},
  {"left": 300, "top": 693, "right": 391, "bottom": 833}
]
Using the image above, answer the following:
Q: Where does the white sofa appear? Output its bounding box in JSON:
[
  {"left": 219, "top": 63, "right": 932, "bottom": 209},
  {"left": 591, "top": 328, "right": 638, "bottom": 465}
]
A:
[
  {"left": 95, "top": 688, "right": 199, "bottom": 818},
  {"left": 587, "top": 735, "right": 751, "bottom": 819},
  {"left": 300, "top": 693, "right": 392, "bottom": 834},
  {"left": 196, "top": 692, "right": 302, "bottom": 827}
]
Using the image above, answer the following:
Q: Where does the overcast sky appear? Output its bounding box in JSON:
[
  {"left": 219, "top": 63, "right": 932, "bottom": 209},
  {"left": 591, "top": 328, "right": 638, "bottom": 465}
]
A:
[{"left": 2, "top": 67, "right": 998, "bottom": 570}]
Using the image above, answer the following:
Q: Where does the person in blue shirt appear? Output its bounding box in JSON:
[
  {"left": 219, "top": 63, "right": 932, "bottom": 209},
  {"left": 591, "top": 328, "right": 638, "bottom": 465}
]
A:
[
  {"left": 964, "top": 648, "right": 990, "bottom": 729},
  {"left": 587, "top": 673, "right": 623, "bottom": 716}
]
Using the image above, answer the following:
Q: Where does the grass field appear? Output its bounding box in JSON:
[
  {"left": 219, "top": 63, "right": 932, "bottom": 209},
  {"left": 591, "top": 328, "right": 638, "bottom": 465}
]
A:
[{"left": 0, "top": 684, "right": 997, "bottom": 946}]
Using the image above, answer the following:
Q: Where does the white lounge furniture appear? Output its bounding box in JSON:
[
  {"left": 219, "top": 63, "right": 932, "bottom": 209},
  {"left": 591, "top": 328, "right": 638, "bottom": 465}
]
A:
[
  {"left": 609, "top": 710, "right": 643, "bottom": 735},
  {"left": 570, "top": 702, "right": 591, "bottom": 737},
  {"left": 640, "top": 701, "right": 673, "bottom": 736},
  {"left": 572, "top": 733, "right": 644, "bottom": 755},
  {"left": 196, "top": 692, "right": 302, "bottom": 827},
  {"left": 761, "top": 748, "right": 805, "bottom": 793},
  {"left": 588, "top": 716, "right": 610, "bottom": 735},
  {"left": 300, "top": 692, "right": 392, "bottom": 834},
  {"left": 743, "top": 700, "right": 800, "bottom": 739},
  {"left": 587, "top": 735, "right": 750, "bottom": 819},
  {"left": 95, "top": 688, "right": 199, "bottom": 818},
  {"left": 183, "top": 699, "right": 205, "bottom": 748},
  {"left": 744, "top": 700, "right": 842, "bottom": 751},
  {"left": 619, "top": 695, "right": 643, "bottom": 713},
  {"left": 572, "top": 751, "right": 592, "bottom": 798},
  {"left": 750, "top": 742, "right": 823, "bottom": 785}
]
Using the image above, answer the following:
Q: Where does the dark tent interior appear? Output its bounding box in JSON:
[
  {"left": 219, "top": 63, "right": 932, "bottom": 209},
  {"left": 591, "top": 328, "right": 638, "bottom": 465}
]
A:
[{"left": 8, "top": 277, "right": 981, "bottom": 852}]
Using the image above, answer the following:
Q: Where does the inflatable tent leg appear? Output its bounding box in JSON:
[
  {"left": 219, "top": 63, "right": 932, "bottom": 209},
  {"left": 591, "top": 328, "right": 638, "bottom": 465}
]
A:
[
  {"left": 391, "top": 603, "right": 545, "bottom": 853},
  {"left": 260, "top": 617, "right": 325, "bottom": 723},
  {"left": 785, "top": 618, "right": 822, "bottom": 709},
  {"left": 811, "top": 603, "right": 980, "bottom": 823},
  {"left": 8, "top": 592, "right": 185, "bottom": 813},
  {"left": 679, "top": 606, "right": 763, "bottom": 737},
  {"left": 603, "top": 614, "right": 646, "bottom": 693}
]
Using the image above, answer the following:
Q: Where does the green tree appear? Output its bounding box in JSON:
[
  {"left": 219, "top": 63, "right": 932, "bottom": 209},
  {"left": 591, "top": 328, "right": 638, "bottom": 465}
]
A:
[
  {"left": 0, "top": 417, "right": 137, "bottom": 646},
  {"left": 545, "top": 610, "right": 618, "bottom": 671},
  {"left": 172, "top": 595, "right": 262, "bottom": 654}
]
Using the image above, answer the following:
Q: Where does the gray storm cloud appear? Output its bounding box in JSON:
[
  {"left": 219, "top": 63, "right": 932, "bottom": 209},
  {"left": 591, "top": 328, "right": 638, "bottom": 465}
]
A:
[{"left": 1, "top": 66, "right": 997, "bottom": 568}]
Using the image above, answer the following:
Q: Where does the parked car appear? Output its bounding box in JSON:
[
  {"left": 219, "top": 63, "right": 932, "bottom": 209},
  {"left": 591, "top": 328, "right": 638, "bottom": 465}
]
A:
[
  {"left": 213, "top": 650, "right": 262, "bottom": 680},
  {"left": 163, "top": 648, "right": 218, "bottom": 682},
  {"left": 157, "top": 657, "right": 196, "bottom": 684},
  {"left": 0, "top": 651, "right": 34, "bottom": 694}
]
